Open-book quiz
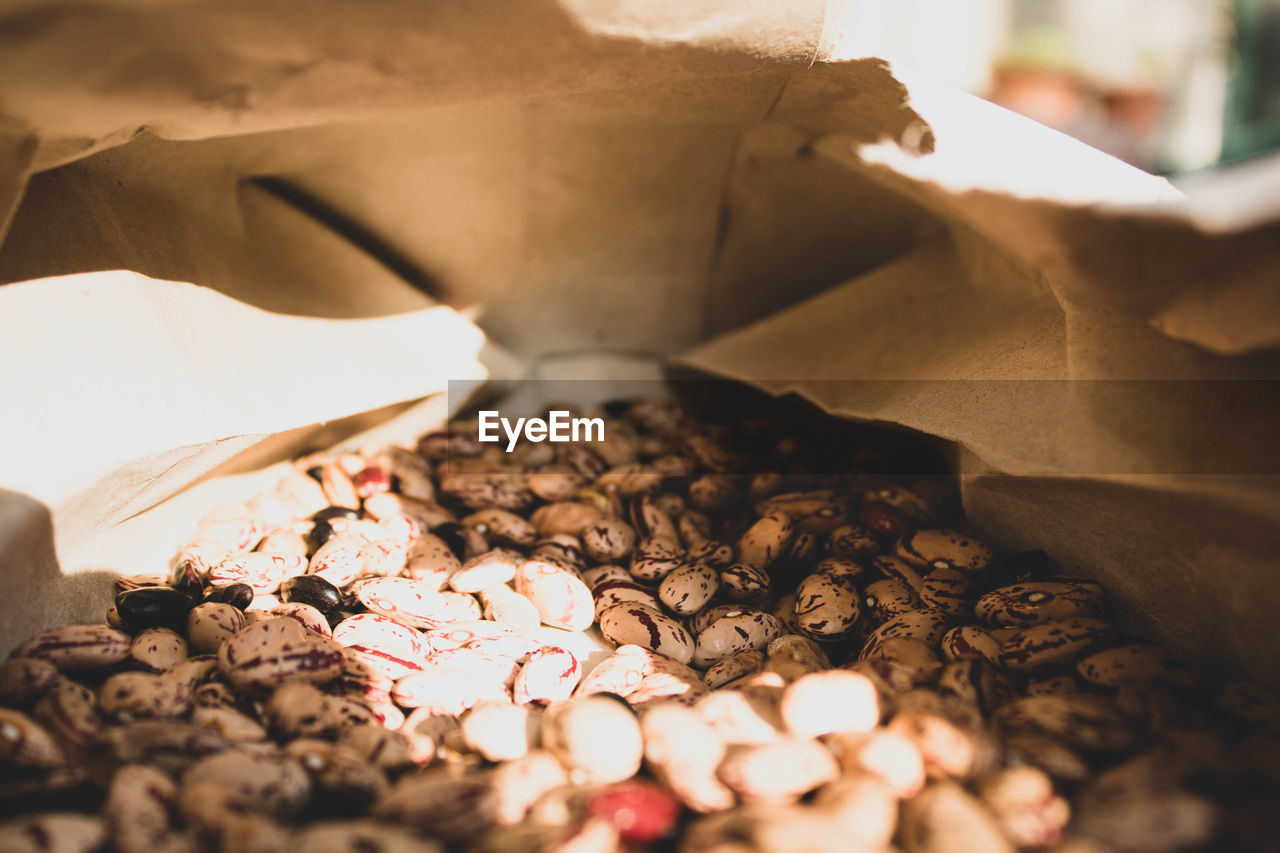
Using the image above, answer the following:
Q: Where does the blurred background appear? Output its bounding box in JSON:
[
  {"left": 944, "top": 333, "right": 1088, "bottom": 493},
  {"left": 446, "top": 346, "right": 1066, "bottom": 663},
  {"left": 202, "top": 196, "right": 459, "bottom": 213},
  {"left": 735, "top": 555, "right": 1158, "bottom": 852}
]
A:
[{"left": 830, "top": 0, "right": 1280, "bottom": 176}]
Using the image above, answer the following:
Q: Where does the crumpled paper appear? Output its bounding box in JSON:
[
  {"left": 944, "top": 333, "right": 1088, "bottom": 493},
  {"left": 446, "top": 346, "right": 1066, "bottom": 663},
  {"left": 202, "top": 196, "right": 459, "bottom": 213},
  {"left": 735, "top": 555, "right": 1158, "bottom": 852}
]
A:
[{"left": 0, "top": 1, "right": 1276, "bottom": 680}]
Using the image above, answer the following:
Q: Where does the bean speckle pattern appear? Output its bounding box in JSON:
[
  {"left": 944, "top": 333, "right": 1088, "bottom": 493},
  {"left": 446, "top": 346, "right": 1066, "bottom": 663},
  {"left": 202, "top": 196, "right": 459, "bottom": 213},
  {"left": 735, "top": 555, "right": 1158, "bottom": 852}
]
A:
[{"left": 0, "top": 396, "right": 1273, "bottom": 852}]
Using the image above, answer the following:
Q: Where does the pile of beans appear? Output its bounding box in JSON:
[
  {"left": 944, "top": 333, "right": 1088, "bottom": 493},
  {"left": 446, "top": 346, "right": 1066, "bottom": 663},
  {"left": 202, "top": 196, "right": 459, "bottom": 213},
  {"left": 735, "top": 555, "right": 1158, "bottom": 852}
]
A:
[{"left": 1, "top": 398, "right": 1277, "bottom": 853}]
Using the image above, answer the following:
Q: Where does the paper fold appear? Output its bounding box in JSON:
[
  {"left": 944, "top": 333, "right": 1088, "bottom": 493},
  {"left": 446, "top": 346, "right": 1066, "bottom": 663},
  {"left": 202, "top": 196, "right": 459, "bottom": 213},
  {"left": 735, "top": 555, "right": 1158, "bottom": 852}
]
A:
[{"left": 0, "top": 2, "right": 1277, "bottom": 678}]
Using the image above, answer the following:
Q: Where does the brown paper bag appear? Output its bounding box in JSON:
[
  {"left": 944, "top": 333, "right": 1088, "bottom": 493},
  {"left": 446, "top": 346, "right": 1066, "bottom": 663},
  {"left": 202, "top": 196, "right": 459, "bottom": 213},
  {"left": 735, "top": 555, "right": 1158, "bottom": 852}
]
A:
[{"left": 0, "top": 1, "right": 1276, "bottom": 682}]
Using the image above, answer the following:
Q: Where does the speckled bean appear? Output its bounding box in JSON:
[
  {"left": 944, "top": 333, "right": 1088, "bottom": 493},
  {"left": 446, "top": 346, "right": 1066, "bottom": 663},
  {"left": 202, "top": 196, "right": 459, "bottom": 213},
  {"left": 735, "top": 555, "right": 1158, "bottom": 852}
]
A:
[
  {"left": 128, "top": 628, "right": 189, "bottom": 672},
  {"left": 266, "top": 683, "right": 337, "bottom": 739},
  {"left": 693, "top": 608, "right": 782, "bottom": 669},
  {"left": 463, "top": 508, "right": 537, "bottom": 547},
  {"left": 629, "top": 536, "right": 685, "bottom": 583},
  {"left": 997, "top": 617, "right": 1113, "bottom": 674},
  {"left": 182, "top": 749, "right": 311, "bottom": 817},
  {"left": 512, "top": 559, "right": 594, "bottom": 632},
  {"left": 894, "top": 529, "right": 993, "bottom": 574},
  {"left": 736, "top": 510, "right": 794, "bottom": 570},
  {"left": 373, "top": 771, "right": 500, "bottom": 840},
  {"left": 271, "top": 602, "right": 333, "bottom": 637},
  {"left": 859, "top": 610, "right": 950, "bottom": 661},
  {"left": 354, "top": 577, "right": 456, "bottom": 630},
  {"left": 975, "top": 581, "right": 1107, "bottom": 627},
  {"left": 592, "top": 579, "right": 662, "bottom": 620},
  {"left": 15, "top": 624, "right": 132, "bottom": 671},
  {"left": 793, "top": 573, "right": 861, "bottom": 642},
  {"left": 209, "top": 552, "right": 307, "bottom": 595},
  {"left": 99, "top": 672, "right": 192, "bottom": 720},
  {"left": 513, "top": 646, "right": 582, "bottom": 705},
  {"left": 658, "top": 562, "right": 720, "bottom": 615},
  {"left": 581, "top": 518, "right": 637, "bottom": 562},
  {"left": 0, "top": 657, "right": 58, "bottom": 706},
  {"left": 862, "top": 579, "right": 916, "bottom": 625},
  {"left": 704, "top": 649, "right": 765, "bottom": 689},
  {"left": 719, "top": 562, "right": 771, "bottom": 602},
  {"left": 599, "top": 603, "right": 694, "bottom": 665},
  {"left": 939, "top": 625, "right": 1002, "bottom": 665},
  {"left": 216, "top": 617, "right": 345, "bottom": 692},
  {"left": 630, "top": 495, "right": 680, "bottom": 542}
]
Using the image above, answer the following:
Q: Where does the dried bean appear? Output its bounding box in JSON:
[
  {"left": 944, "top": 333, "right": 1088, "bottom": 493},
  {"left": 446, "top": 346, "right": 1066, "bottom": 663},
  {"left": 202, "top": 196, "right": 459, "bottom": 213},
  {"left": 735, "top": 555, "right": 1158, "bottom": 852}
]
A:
[
  {"left": 996, "top": 694, "right": 1137, "bottom": 752},
  {"left": 828, "top": 524, "right": 879, "bottom": 559},
  {"left": 719, "top": 562, "right": 771, "bottom": 603},
  {"left": 894, "top": 529, "right": 993, "bottom": 574},
  {"left": 512, "top": 559, "right": 593, "bottom": 632},
  {"left": 281, "top": 574, "right": 343, "bottom": 613},
  {"left": 695, "top": 687, "right": 786, "bottom": 746},
  {"left": 307, "top": 535, "right": 367, "bottom": 588},
  {"left": 659, "top": 561, "right": 720, "bottom": 615},
  {"left": 979, "top": 765, "right": 1071, "bottom": 848},
  {"left": 354, "top": 577, "right": 456, "bottom": 630},
  {"left": 373, "top": 771, "right": 500, "bottom": 840},
  {"left": 997, "top": 617, "right": 1113, "bottom": 674},
  {"left": 463, "top": 508, "right": 536, "bottom": 547},
  {"left": 392, "top": 669, "right": 508, "bottom": 715},
  {"left": 574, "top": 645, "right": 653, "bottom": 699},
  {"left": 592, "top": 579, "right": 662, "bottom": 619},
  {"left": 217, "top": 617, "right": 345, "bottom": 692},
  {"left": 736, "top": 511, "right": 794, "bottom": 570},
  {"left": 34, "top": 679, "right": 100, "bottom": 752},
  {"left": 266, "top": 683, "right": 338, "bottom": 739},
  {"left": 631, "top": 495, "right": 680, "bottom": 542},
  {"left": 793, "top": 573, "right": 860, "bottom": 642},
  {"left": 0, "top": 657, "right": 58, "bottom": 706},
  {"left": 204, "top": 583, "right": 254, "bottom": 610},
  {"left": 0, "top": 707, "right": 64, "bottom": 767},
  {"left": 182, "top": 750, "right": 311, "bottom": 817},
  {"left": 209, "top": 553, "right": 306, "bottom": 595},
  {"left": 16, "top": 624, "right": 132, "bottom": 670},
  {"left": 472, "top": 586, "right": 538, "bottom": 634},
  {"left": 270, "top": 602, "right": 333, "bottom": 636},
  {"left": 780, "top": 670, "right": 879, "bottom": 736},
  {"left": 939, "top": 624, "right": 1002, "bottom": 665},
  {"left": 1076, "top": 644, "right": 1194, "bottom": 689},
  {"left": 693, "top": 608, "right": 782, "bottom": 669},
  {"left": 859, "top": 609, "right": 949, "bottom": 661},
  {"left": 104, "top": 763, "right": 190, "bottom": 853},
  {"left": 872, "top": 554, "right": 925, "bottom": 592},
  {"left": 543, "top": 696, "right": 644, "bottom": 784},
  {"left": 717, "top": 738, "right": 838, "bottom": 803},
  {"left": 888, "top": 711, "right": 984, "bottom": 781},
  {"left": 0, "top": 814, "right": 106, "bottom": 853},
  {"left": 918, "top": 568, "right": 978, "bottom": 618},
  {"left": 513, "top": 647, "right": 581, "bottom": 705},
  {"left": 599, "top": 603, "right": 694, "bottom": 665},
  {"left": 899, "top": 781, "right": 1013, "bottom": 853},
  {"left": 292, "top": 820, "right": 439, "bottom": 852},
  {"left": 450, "top": 550, "right": 519, "bottom": 594},
  {"left": 629, "top": 536, "right": 685, "bottom": 583},
  {"left": 192, "top": 707, "right": 268, "bottom": 744},
  {"left": 99, "top": 672, "right": 192, "bottom": 720},
  {"left": 705, "top": 649, "right": 765, "bottom": 689},
  {"left": 975, "top": 581, "right": 1107, "bottom": 626},
  {"left": 126, "top": 627, "right": 189, "bottom": 672}
]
